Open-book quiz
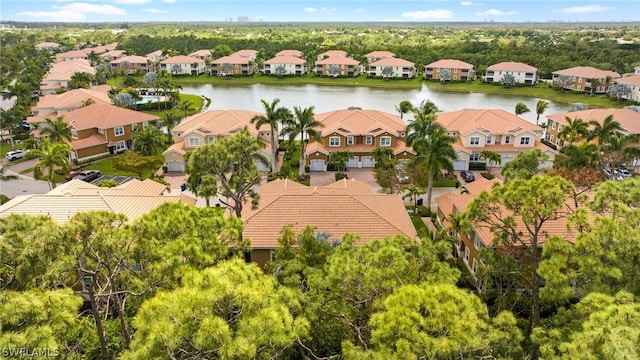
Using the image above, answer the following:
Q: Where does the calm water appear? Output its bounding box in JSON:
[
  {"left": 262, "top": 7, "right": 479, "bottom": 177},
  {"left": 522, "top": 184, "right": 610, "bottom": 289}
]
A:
[{"left": 181, "top": 83, "right": 572, "bottom": 125}]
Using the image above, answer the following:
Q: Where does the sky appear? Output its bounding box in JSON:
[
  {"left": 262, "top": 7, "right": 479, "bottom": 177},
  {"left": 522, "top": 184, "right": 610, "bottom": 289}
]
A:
[{"left": 1, "top": 0, "right": 638, "bottom": 23}]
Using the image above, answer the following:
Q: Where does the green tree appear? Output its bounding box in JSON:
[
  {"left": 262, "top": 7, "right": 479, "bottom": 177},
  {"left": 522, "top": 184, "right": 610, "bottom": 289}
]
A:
[
  {"left": 220, "top": 62, "right": 233, "bottom": 76},
  {"left": 466, "top": 175, "right": 576, "bottom": 360},
  {"left": 608, "top": 83, "right": 632, "bottom": 103},
  {"left": 380, "top": 66, "right": 393, "bottom": 79},
  {"left": 274, "top": 65, "right": 287, "bottom": 78},
  {"left": 559, "top": 116, "right": 590, "bottom": 146},
  {"left": 186, "top": 128, "right": 268, "bottom": 218},
  {"left": 177, "top": 98, "right": 195, "bottom": 119},
  {"left": 438, "top": 68, "right": 451, "bottom": 82},
  {"left": 500, "top": 73, "right": 516, "bottom": 87},
  {"left": 371, "top": 146, "right": 394, "bottom": 170},
  {"left": 554, "top": 141, "right": 598, "bottom": 170},
  {"left": 501, "top": 148, "right": 549, "bottom": 181},
  {"left": 0, "top": 107, "right": 23, "bottom": 149},
  {"left": 479, "top": 149, "right": 502, "bottom": 174},
  {"left": 405, "top": 111, "right": 438, "bottom": 147},
  {"left": 329, "top": 150, "right": 353, "bottom": 174},
  {"left": 131, "top": 125, "right": 165, "bottom": 156},
  {"left": 112, "top": 150, "right": 162, "bottom": 179},
  {"left": 281, "top": 105, "right": 324, "bottom": 177},
  {"left": 28, "top": 139, "right": 71, "bottom": 190},
  {"left": 401, "top": 184, "right": 423, "bottom": 214},
  {"left": 588, "top": 114, "right": 623, "bottom": 146},
  {"left": 535, "top": 99, "right": 549, "bottom": 126},
  {"left": 121, "top": 259, "right": 309, "bottom": 359},
  {"left": 554, "top": 75, "right": 573, "bottom": 93},
  {"left": 67, "top": 71, "right": 92, "bottom": 89},
  {"left": 251, "top": 98, "right": 292, "bottom": 176},
  {"left": 589, "top": 78, "right": 601, "bottom": 96},
  {"left": 394, "top": 100, "right": 414, "bottom": 120},
  {"left": 515, "top": 102, "right": 531, "bottom": 116},
  {"left": 161, "top": 110, "right": 181, "bottom": 144},
  {"left": 40, "top": 115, "right": 72, "bottom": 144}
]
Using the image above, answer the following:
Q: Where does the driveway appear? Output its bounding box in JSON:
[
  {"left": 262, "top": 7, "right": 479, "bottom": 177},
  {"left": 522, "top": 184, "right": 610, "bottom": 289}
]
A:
[
  {"left": 310, "top": 168, "right": 379, "bottom": 189},
  {"left": 1, "top": 158, "right": 52, "bottom": 197}
]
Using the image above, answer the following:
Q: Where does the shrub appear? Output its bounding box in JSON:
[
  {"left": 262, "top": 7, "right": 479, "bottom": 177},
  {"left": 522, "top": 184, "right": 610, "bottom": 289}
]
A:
[
  {"left": 481, "top": 172, "right": 495, "bottom": 180},
  {"left": 541, "top": 138, "right": 558, "bottom": 150},
  {"left": 335, "top": 173, "right": 348, "bottom": 181},
  {"left": 0, "top": 194, "right": 10, "bottom": 205},
  {"left": 327, "top": 163, "right": 337, "bottom": 172},
  {"left": 469, "top": 162, "right": 487, "bottom": 171},
  {"left": 97, "top": 179, "right": 118, "bottom": 188}
]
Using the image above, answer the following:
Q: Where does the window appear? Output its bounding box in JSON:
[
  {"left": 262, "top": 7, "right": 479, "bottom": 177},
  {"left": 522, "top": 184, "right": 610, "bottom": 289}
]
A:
[
  {"left": 470, "top": 136, "right": 480, "bottom": 145},
  {"left": 520, "top": 136, "right": 531, "bottom": 145},
  {"left": 464, "top": 248, "right": 470, "bottom": 262},
  {"left": 142, "top": 121, "right": 149, "bottom": 129},
  {"left": 114, "top": 126, "right": 124, "bottom": 136},
  {"left": 131, "top": 123, "right": 138, "bottom": 131},
  {"left": 486, "top": 135, "right": 493, "bottom": 144},
  {"left": 189, "top": 137, "right": 200, "bottom": 147},
  {"left": 365, "top": 135, "right": 373, "bottom": 145},
  {"left": 71, "top": 129, "right": 78, "bottom": 139},
  {"left": 207, "top": 136, "right": 215, "bottom": 144},
  {"left": 116, "top": 140, "right": 126, "bottom": 152},
  {"left": 380, "top": 136, "right": 391, "bottom": 147},
  {"left": 470, "top": 153, "right": 480, "bottom": 162},
  {"left": 549, "top": 134, "right": 554, "bottom": 142},
  {"left": 474, "top": 234, "right": 481, "bottom": 250},
  {"left": 347, "top": 135, "right": 354, "bottom": 145},
  {"left": 472, "top": 259, "right": 478, "bottom": 273},
  {"left": 551, "top": 121, "right": 556, "bottom": 130},
  {"left": 329, "top": 137, "right": 340, "bottom": 147},
  {"left": 504, "top": 136, "right": 511, "bottom": 144}
]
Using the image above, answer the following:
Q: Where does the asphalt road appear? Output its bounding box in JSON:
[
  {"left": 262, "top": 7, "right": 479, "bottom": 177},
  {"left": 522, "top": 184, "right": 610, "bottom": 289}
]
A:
[{"left": 1, "top": 158, "right": 52, "bottom": 197}]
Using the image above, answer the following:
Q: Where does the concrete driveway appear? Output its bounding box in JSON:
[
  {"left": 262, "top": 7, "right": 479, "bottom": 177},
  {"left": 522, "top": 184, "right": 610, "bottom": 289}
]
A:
[
  {"left": 310, "top": 168, "right": 379, "bottom": 189},
  {"left": 1, "top": 158, "right": 52, "bottom": 197}
]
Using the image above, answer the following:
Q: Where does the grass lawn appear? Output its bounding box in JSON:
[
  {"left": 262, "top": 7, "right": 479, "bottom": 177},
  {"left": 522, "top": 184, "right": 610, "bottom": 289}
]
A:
[
  {"left": 81, "top": 158, "right": 153, "bottom": 179},
  {"left": 433, "top": 179, "right": 459, "bottom": 187},
  {"left": 410, "top": 215, "right": 430, "bottom": 238}
]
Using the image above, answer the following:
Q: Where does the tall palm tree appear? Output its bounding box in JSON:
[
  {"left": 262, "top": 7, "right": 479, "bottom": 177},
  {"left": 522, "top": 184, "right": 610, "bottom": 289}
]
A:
[
  {"left": 558, "top": 141, "right": 599, "bottom": 170},
  {"left": 515, "top": 102, "right": 531, "bottom": 116},
  {"left": 601, "top": 134, "right": 638, "bottom": 169},
  {"left": 559, "top": 116, "right": 589, "bottom": 146},
  {"left": 588, "top": 115, "right": 623, "bottom": 146},
  {"left": 395, "top": 100, "right": 414, "bottom": 120},
  {"left": 0, "top": 107, "right": 23, "bottom": 150},
  {"left": 29, "top": 139, "right": 71, "bottom": 190},
  {"left": 406, "top": 111, "right": 438, "bottom": 147},
  {"left": 535, "top": 100, "right": 549, "bottom": 126},
  {"left": 281, "top": 106, "right": 324, "bottom": 177},
  {"left": 178, "top": 99, "right": 196, "bottom": 119},
  {"left": 479, "top": 150, "right": 502, "bottom": 174},
  {"left": 132, "top": 126, "right": 165, "bottom": 156},
  {"left": 415, "top": 99, "right": 440, "bottom": 116},
  {"left": 162, "top": 110, "right": 181, "bottom": 144},
  {"left": 371, "top": 146, "right": 395, "bottom": 170},
  {"left": 40, "top": 115, "right": 72, "bottom": 143},
  {"left": 251, "top": 98, "right": 292, "bottom": 176},
  {"left": 409, "top": 126, "right": 457, "bottom": 215}
]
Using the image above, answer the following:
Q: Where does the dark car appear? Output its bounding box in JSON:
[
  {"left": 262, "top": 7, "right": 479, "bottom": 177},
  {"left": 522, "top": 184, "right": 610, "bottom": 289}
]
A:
[
  {"left": 460, "top": 170, "right": 475, "bottom": 183},
  {"left": 65, "top": 171, "right": 81, "bottom": 181},
  {"left": 75, "top": 170, "right": 102, "bottom": 182}
]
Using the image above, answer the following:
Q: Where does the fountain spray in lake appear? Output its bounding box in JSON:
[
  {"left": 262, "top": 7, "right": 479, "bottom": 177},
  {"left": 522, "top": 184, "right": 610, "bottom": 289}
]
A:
[{"left": 411, "top": 84, "right": 432, "bottom": 109}]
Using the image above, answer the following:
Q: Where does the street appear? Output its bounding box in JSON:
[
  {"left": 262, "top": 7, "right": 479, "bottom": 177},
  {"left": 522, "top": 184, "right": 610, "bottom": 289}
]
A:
[{"left": 1, "top": 159, "right": 52, "bottom": 197}]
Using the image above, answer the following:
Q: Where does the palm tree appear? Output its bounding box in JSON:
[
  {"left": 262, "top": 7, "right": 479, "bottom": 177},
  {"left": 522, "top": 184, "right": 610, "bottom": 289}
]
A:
[
  {"left": 589, "top": 115, "right": 623, "bottom": 146},
  {"left": 395, "top": 100, "right": 414, "bottom": 120},
  {"left": 371, "top": 146, "right": 395, "bottom": 170},
  {"left": 162, "top": 110, "right": 181, "bottom": 144},
  {"left": 251, "top": 98, "right": 292, "bottom": 176},
  {"left": 82, "top": 98, "right": 95, "bottom": 107},
  {"left": 515, "top": 102, "right": 531, "bottom": 116},
  {"left": 402, "top": 184, "right": 424, "bottom": 214},
  {"left": 479, "top": 150, "right": 502, "bottom": 174},
  {"left": 409, "top": 126, "right": 457, "bottom": 215},
  {"left": 329, "top": 150, "right": 353, "bottom": 174},
  {"left": 0, "top": 164, "right": 19, "bottom": 182},
  {"left": 559, "top": 116, "right": 589, "bottom": 146},
  {"left": 29, "top": 139, "right": 71, "bottom": 190},
  {"left": 558, "top": 141, "right": 599, "bottom": 170},
  {"left": 0, "top": 108, "right": 23, "bottom": 150},
  {"left": 132, "top": 126, "right": 165, "bottom": 156},
  {"left": 601, "top": 134, "right": 638, "bottom": 169},
  {"left": 535, "top": 100, "right": 549, "bottom": 126},
  {"left": 589, "top": 78, "right": 601, "bottom": 96},
  {"left": 281, "top": 106, "right": 324, "bottom": 177},
  {"left": 178, "top": 99, "right": 196, "bottom": 119},
  {"left": 40, "top": 115, "right": 72, "bottom": 143},
  {"left": 406, "top": 111, "right": 438, "bottom": 147},
  {"left": 415, "top": 99, "right": 440, "bottom": 116}
]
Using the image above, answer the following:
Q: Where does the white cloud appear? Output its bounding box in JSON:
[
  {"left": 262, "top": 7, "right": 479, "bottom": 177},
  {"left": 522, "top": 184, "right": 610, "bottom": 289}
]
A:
[
  {"left": 163, "top": 0, "right": 176, "bottom": 3},
  {"left": 143, "top": 8, "right": 168, "bottom": 13},
  {"left": 304, "top": 7, "right": 317, "bottom": 12},
  {"left": 402, "top": 9, "right": 453, "bottom": 20},
  {"left": 475, "top": 9, "right": 518, "bottom": 16},
  {"left": 461, "top": 1, "right": 481, "bottom": 6},
  {"left": 554, "top": 4, "right": 611, "bottom": 14},
  {"left": 17, "top": 10, "right": 87, "bottom": 21},
  {"left": 19, "top": 2, "right": 126, "bottom": 21},
  {"left": 356, "top": 8, "right": 365, "bottom": 13},
  {"left": 113, "top": 0, "right": 150, "bottom": 4}
]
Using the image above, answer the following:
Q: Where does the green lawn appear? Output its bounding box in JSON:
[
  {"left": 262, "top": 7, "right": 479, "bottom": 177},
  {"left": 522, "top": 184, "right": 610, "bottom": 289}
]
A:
[{"left": 410, "top": 215, "right": 430, "bottom": 238}]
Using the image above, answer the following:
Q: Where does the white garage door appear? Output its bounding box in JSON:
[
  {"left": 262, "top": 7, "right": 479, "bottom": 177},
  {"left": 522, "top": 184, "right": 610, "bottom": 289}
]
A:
[
  {"left": 501, "top": 156, "right": 513, "bottom": 167},
  {"left": 167, "top": 160, "right": 184, "bottom": 172},
  {"left": 453, "top": 160, "right": 467, "bottom": 171},
  {"left": 310, "top": 159, "right": 325, "bottom": 171},
  {"left": 361, "top": 156, "right": 375, "bottom": 168},
  {"left": 346, "top": 157, "right": 358, "bottom": 168}
]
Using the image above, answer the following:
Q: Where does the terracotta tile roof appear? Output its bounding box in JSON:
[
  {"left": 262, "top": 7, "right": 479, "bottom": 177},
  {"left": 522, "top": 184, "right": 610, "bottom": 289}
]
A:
[
  {"left": 547, "top": 108, "right": 640, "bottom": 135},
  {"left": 55, "top": 50, "right": 88, "bottom": 61},
  {"left": 171, "top": 110, "right": 268, "bottom": 137},
  {"left": 161, "top": 55, "right": 205, "bottom": 65},
  {"left": 264, "top": 55, "right": 306, "bottom": 65},
  {"left": 316, "top": 109, "right": 406, "bottom": 136},
  {"left": 163, "top": 140, "right": 187, "bottom": 155},
  {"left": 275, "top": 50, "right": 303, "bottom": 57},
  {"left": 146, "top": 50, "right": 162, "bottom": 58},
  {"left": 33, "top": 89, "right": 111, "bottom": 114},
  {"left": 317, "top": 50, "right": 347, "bottom": 59},
  {"left": 188, "top": 49, "right": 211, "bottom": 57},
  {"left": 71, "top": 133, "right": 108, "bottom": 150},
  {"left": 44, "top": 60, "right": 95, "bottom": 82},
  {"left": 80, "top": 43, "right": 117, "bottom": 55},
  {"left": 64, "top": 103, "right": 160, "bottom": 130},
  {"left": 210, "top": 55, "right": 251, "bottom": 65},
  {"left": 36, "top": 42, "right": 60, "bottom": 48},
  {"left": 425, "top": 59, "right": 474, "bottom": 69},
  {"left": 370, "top": 57, "right": 415, "bottom": 67},
  {"left": 461, "top": 177, "right": 502, "bottom": 194},
  {"left": 260, "top": 178, "right": 374, "bottom": 195},
  {"left": 487, "top": 61, "right": 537, "bottom": 72},
  {"left": 365, "top": 51, "right": 395, "bottom": 60},
  {"left": 316, "top": 57, "right": 360, "bottom": 66},
  {"left": 110, "top": 55, "right": 148, "bottom": 65},
  {"left": 102, "top": 50, "right": 125, "bottom": 58},
  {"left": 436, "top": 109, "right": 541, "bottom": 136},
  {"left": 0, "top": 179, "right": 195, "bottom": 224},
  {"left": 242, "top": 180, "right": 417, "bottom": 248},
  {"left": 231, "top": 49, "right": 258, "bottom": 58},
  {"left": 615, "top": 74, "right": 640, "bottom": 86},
  {"left": 552, "top": 66, "right": 620, "bottom": 79}
]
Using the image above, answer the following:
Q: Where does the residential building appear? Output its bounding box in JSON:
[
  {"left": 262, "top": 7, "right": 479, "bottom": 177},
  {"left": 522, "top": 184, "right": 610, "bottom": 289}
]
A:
[
  {"left": 317, "top": 50, "right": 347, "bottom": 60},
  {"left": 368, "top": 57, "right": 416, "bottom": 79},
  {"left": 160, "top": 55, "right": 206, "bottom": 76},
  {"left": 363, "top": 51, "right": 395, "bottom": 63},
  {"left": 551, "top": 66, "right": 620, "bottom": 94},
  {"left": 35, "top": 42, "right": 60, "bottom": 52},
  {"left": 263, "top": 55, "right": 307, "bottom": 76},
  {"left": 424, "top": 59, "right": 475, "bottom": 81},
  {"left": 110, "top": 55, "right": 151, "bottom": 72},
  {"left": 435, "top": 109, "right": 554, "bottom": 171},
  {"left": 101, "top": 50, "right": 126, "bottom": 61},
  {"left": 40, "top": 59, "right": 96, "bottom": 95},
  {"left": 62, "top": 103, "right": 160, "bottom": 162},
  {"left": 546, "top": 108, "right": 640, "bottom": 148},
  {"left": 230, "top": 49, "right": 258, "bottom": 60},
  {"left": 78, "top": 42, "right": 118, "bottom": 56},
  {"left": 55, "top": 50, "right": 89, "bottom": 62},
  {"left": 210, "top": 55, "right": 257, "bottom": 76},
  {"left": 0, "top": 178, "right": 196, "bottom": 223},
  {"left": 242, "top": 178, "right": 418, "bottom": 268},
  {"left": 305, "top": 109, "right": 413, "bottom": 171},
  {"left": 146, "top": 50, "right": 164, "bottom": 62},
  {"left": 612, "top": 74, "right": 640, "bottom": 102},
  {"left": 188, "top": 49, "right": 212, "bottom": 61},
  {"left": 27, "top": 88, "right": 112, "bottom": 129},
  {"left": 484, "top": 61, "right": 538, "bottom": 85},
  {"left": 315, "top": 56, "right": 361, "bottom": 77},
  {"left": 163, "top": 110, "right": 272, "bottom": 172},
  {"left": 275, "top": 50, "right": 303, "bottom": 58}
]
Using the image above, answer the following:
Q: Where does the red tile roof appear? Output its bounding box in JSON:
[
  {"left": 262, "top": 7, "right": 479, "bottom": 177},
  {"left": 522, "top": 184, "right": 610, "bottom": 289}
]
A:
[
  {"left": 552, "top": 66, "right": 620, "bottom": 79},
  {"left": 64, "top": 103, "right": 159, "bottom": 130},
  {"left": 547, "top": 108, "right": 640, "bottom": 135},
  {"left": 487, "top": 61, "right": 537, "bottom": 72},
  {"left": 370, "top": 57, "right": 415, "bottom": 67},
  {"left": 161, "top": 55, "right": 205, "bottom": 65},
  {"left": 425, "top": 59, "right": 474, "bottom": 69},
  {"left": 436, "top": 109, "right": 541, "bottom": 136}
]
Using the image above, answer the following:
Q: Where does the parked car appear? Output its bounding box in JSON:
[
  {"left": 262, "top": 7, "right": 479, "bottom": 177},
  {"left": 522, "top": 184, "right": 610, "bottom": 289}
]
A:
[
  {"left": 460, "top": 170, "right": 475, "bottom": 182},
  {"left": 75, "top": 170, "right": 102, "bottom": 182},
  {"left": 617, "top": 168, "right": 632, "bottom": 178},
  {"left": 396, "top": 169, "right": 410, "bottom": 184},
  {"left": 5, "top": 150, "right": 26, "bottom": 161}
]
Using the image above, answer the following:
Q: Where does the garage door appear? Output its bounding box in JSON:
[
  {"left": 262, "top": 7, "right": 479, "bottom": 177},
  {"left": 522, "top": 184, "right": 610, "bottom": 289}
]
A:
[
  {"left": 361, "top": 156, "right": 375, "bottom": 168},
  {"left": 500, "top": 156, "right": 513, "bottom": 167},
  {"left": 310, "top": 159, "right": 325, "bottom": 171},
  {"left": 346, "top": 157, "right": 359, "bottom": 168},
  {"left": 453, "top": 160, "right": 467, "bottom": 171},
  {"left": 167, "top": 160, "right": 184, "bottom": 172}
]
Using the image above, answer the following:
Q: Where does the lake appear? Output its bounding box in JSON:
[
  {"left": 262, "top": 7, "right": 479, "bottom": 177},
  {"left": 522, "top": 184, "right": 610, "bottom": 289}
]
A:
[{"left": 181, "top": 83, "right": 572, "bottom": 125}]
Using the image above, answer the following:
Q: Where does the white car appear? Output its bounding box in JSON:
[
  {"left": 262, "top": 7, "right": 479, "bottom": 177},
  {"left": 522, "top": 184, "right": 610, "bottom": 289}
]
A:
[
  {"left": 617, "top": 168, "right": 632, "bottom": 178},
  {"left": 5, "top": 150, "right": 25, "bottom": 161}
]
